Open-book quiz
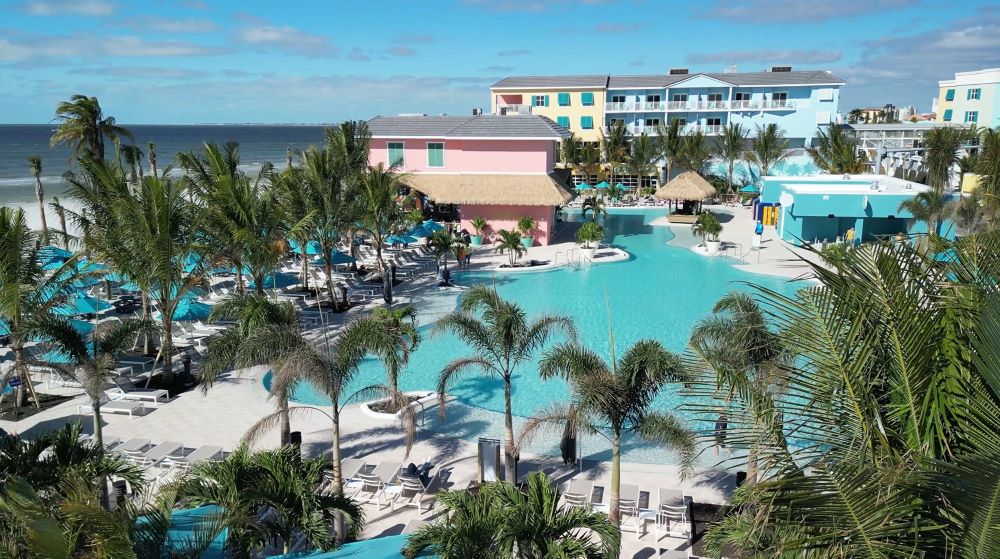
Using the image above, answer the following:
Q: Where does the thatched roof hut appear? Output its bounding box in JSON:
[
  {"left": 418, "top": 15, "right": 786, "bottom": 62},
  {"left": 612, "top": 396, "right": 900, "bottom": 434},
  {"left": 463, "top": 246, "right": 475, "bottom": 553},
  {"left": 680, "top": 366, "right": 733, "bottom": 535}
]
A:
[
  {"left": 654, "top": 171, "right": 717, "bottom": 201},
  {"left": 405, "top": 172, "right": 574, "bottom": 206}
]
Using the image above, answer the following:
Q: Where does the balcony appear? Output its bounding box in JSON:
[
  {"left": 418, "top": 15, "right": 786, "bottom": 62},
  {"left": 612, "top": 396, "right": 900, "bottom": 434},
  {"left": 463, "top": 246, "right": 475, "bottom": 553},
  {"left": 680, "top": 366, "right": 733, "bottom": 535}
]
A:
[
  {"left": 605, "top": 101, "right": 665, "bottom": 112},
  {"left": 667, "top": 101, "right": 687, "bottom": 110},
  {"left": 497, "top": 104, "right": 532, "bottom": 115},
  {"left": 760, "top": 100, "right": 796, "bottom": 111},
  {"left": 686, "top": 124, "right": 723, "bottom": 135},
  {"left": 729, "top": 100, "right": 758, "bottom": 110}
]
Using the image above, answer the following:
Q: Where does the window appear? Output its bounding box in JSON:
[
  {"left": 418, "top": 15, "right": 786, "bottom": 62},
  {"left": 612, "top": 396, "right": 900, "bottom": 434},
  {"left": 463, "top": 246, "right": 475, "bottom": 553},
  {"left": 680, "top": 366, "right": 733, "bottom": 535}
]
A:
[
  {"left": 556, "top": 116, "right": 570, "bottom": 128},
  {"left": 557, "top": 92, "right": 571, "bottom": 106},
  {"left": 965, "top": 111, "right": 979, "bottom": 123},
  {"left": 733, "top": 92, "right": 750, "bottom": 100},
  {"left": 608, "top": 118, "right": 624, "bottom": 126},
  {"left": 532, "top": 95, "right": 549, "bottom": 107},
  {"left": 387, "top": 142, "right": 404, "bottom": 167},
  {"left": 967, "top": 88, "right": 982, "bottom": 100},
  {"left": 943, "top": 109, "right": 953, "bottom": 121},
  {"left": 706, "top": 117, "right": 721, "bottom": 126},
  {"left": 818, "top": 88, "right": 834, "bottom": 101},
  {"left": 707, "top": 93, "right": 723, "bottom": 101},
  {"left": 581, "top": 92, "right": 594, "bottom": 106},
  {"left": 644, "top": 118, "right": 660, "bottom": 127},
  {"left": 611, "top": 94, "right": 626, "bottom": 103},
  {"left": 645, "top": 94, "right": 661, "bottom": 102},
  {"left": 580, "top": 116, "right": 594, "bottom": 129},
  {"left": 772, "top": 92, "right": 788, "bottom": 101},
  {"left": 672, "top": 93, "right": 688, "bottom": 101},
  {"left": 945, "top": 88, "right": 955, "bottom": 101},
  {"left": 427, "top": 142, "right": 444, "bottom": 167}
]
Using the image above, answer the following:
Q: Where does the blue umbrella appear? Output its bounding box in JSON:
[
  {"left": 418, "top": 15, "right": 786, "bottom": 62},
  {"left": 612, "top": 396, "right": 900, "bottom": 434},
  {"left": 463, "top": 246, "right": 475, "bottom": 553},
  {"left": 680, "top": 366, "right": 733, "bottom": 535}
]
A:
[
  {"left": 406, "top": 224, "right": 432, "bottom": 238},
  {"left": 740, "top": 185, "right": 760, "bottom": 193},
  {"left": 53, "top": 295, "right": 112, "bottom": 316},
  {"left": 313, "top": 251, "right": 355, "bottom": 266},
  {"left": 104, "top": 271, "right": 128, "bottom": 283},
  {"left": 575, "top": 182, "right": 593, "bottom": 191},
  {"left": 29, "top": 319, "right": 94, "bottom": 342},
  {"left": 594, "top": 181, "right": 610, "bottom": 190},
  {"left": 38, "top": 246, "right": 72, "bottom": 260},
  {"left": 39, "top": 348, "right": 79, "bottom": 364},
  {"left": 289, "top": 239, "right": 323, "bottom": 255},
  {"left": 421, "top": 220, "right": 444, "bottom": 232},
  {"left": 248, "top": 272, "right": 299, "bottom": 289},
  {"left": 0, "top": 319, "right": 9, "bottom": 336},
  {"left": 153, "top": 298, "right": 212, "bottom": 322},
  {"left": 41, "top": 258, "right": 69, "bottom": 271},
  {"left": 385, "top": 234, "right": 417, "bottom": 245},
  {"left": 182, "top": 252, "right": 203, "bottom": 273}
]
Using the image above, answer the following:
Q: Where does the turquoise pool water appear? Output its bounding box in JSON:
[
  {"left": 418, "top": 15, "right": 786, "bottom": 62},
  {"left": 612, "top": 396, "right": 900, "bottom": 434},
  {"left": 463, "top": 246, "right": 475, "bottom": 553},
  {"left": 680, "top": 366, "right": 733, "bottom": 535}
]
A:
[{"left": 281, "top": 209, "right": 799, "bottom": 421}]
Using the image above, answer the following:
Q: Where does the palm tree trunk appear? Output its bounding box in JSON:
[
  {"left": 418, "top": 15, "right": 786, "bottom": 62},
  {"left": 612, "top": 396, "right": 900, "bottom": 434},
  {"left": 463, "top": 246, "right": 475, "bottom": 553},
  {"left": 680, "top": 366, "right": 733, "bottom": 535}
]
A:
[
  {"left": 610, "top": 434, "right": 622, "bottom": 526},
  {"left": 255, "top": 274, "right": 265, "bottom": 297},
  {"left": 161, "top": 317, "right": 174, "bottom": 385},
  {"left": 141, "top": 292, "right": 153, "bottom": 355},
  {"left": 13, "top": 348, "right": 41, "bottom": 409},
  {"left": 34, "top": 178, "right": 49, "bottom": 245},
  {"left": 300, "top": 243, "right": 310, "bottom": 291},
  {"left": 503, "top": 377, "right": 516, "bottom": 482},
  {"left": 235, "top": 259, "right": 245, "bottom": 294},
  {"left": 331, "top": 407, "right": 347, "bottom": 543},
  {"left": 323, "top": 260, "right": 337, "bottom": 311},
  {"left": 57, "top": 211, "right": 69, "bottom": 250},
  {"left": 279, "top": 394, "right": 291, "bottom": 446}
]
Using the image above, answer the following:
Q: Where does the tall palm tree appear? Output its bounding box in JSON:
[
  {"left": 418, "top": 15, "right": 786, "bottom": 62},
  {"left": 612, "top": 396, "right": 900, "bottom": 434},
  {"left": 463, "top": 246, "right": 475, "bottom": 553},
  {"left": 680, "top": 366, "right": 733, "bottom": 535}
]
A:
[
  {"left": 977, "top": 127, "right": 1000, "bottom": 219},
  {"left": 715, "top": 123, "right": 748, "bottom": 193},
  {"left": 899, "top": 189, "right": 947, "bottom": 235},
  {"left": 527, "top": 337, "right": 693, "bottom": 526},
  {"left": 403, "top": 472, "right": 620, "bottom": 559},
  {"left": 346, "top": 305, "right": 420, "bottom": 404},
  {"left": 656, "top": 119, "right": 684, "bottom": 183},
  {"left": 678, "top": 131, "right": 712, "bottom": 175},
  {"left": 273, "top": 165, "right": 317, "bottom": 290},
  {"left": 356, "top": 163, "right": 411, "bottom": 273},
  {"left": 120, "top": 144, "right": 144, "bottom": 188},
  {"left": 579, "top": 141, "right": 603, "bottom": 184},
  {"left": 957, "top": 154, "right": 978, "bottom": 191},
  {"left": 806, "top": 124, "right": 869, "bottom": 174},
  {"left": 50, "top": 94, "right": 132, "bottom": 162},
  {"left": 848, "top": 108, "right": 864, "bottom": 124},
  {"left": 624, "top": 133, "right": 658, "bottom": 192},
  {"left": 175, "top": 445, "right": 363, "bottom": 557},
  {"left": 601, "top": 121, "right": 630, "bottom": 189},
  {"left": 435, "top": 286, "right": 575, "bottom": 481},
  {"left": 560, "top": 134, "right": 584, "bottom": 179},
  {"left": 326, "top": 120, "right": 372, "bottom": 178},
  {"left": 429, "top": 229, "right": 457, "bottom": 271},
  {"left": 26, "top": 156, "right": 49, "bottom": 244},
  {"left": 493, "top": 230, "right": 526, "bottom": 267},
  {"left": 49, "top": 196, "right": 70, "bottom": 250},
  {"left": 922, "top": 126, "right": 965, "bottom": 191},
  {"left": 747, "top": 123, "right": 789, "bottom": 178},
  {"left": 147, "top": 141, "right": 158, "bottom": 177}
]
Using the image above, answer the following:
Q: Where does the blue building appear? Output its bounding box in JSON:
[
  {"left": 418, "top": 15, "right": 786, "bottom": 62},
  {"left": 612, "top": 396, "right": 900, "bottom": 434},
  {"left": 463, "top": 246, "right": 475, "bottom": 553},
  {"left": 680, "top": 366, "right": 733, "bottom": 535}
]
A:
[
  {"left": 758, "top": 174, "right": 939, "bottom": 245},
  {"left": 604, "top": 68, "right": 844, "bottom": 148}
]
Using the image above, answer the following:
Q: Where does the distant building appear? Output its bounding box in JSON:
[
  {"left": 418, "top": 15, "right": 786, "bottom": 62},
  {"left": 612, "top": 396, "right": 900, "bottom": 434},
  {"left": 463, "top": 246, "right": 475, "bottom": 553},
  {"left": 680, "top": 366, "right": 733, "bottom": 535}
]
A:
[
  {"left": 852, "top": 104, "right": 900, "bottom": 124},
  {"left": 490, "top": 67, "right": 844, "bottom": 149},
  {"left": 934, "top": 68, "right": 1000, "bottom": 128},
  {"left": 367, "top": 114, "right": 572, "bottom": 246}
]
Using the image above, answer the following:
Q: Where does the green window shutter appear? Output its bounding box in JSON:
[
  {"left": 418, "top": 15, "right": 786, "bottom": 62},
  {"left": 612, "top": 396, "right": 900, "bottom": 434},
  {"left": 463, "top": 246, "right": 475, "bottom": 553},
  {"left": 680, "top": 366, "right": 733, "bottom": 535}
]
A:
[
  {"left": 558, "top": 93, "right": 570, "bottom": 106},
  {"left": 543, "top": 95, "right": 550, "bottom": 107},
  {"left": 945, "top": 89, "right": 955, "bottom": 101},
  {"left": 581, "top": 116, "right": 593, "bottom": 129},
  {"left": 557, "top": 116, "right": 570, "bottom": 128},
  {"left": 427, "top": 143, "right": 444, "bottom": 167},
  {"left": 388, "top": 142, "right": 404, "bottom": 167},
  {"left": 582, "top": 92, "right": 594, "bottom": 106},
  {"left": 943, "top": 109, "right": 952, "bottom": 121}
]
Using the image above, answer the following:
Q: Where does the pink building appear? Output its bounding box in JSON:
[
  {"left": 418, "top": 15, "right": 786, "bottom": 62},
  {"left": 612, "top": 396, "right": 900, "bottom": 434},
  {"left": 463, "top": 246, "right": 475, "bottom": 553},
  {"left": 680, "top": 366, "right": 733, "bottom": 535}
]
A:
[{"left": 367, "top": 114, "right": 573, "bottom": 245}]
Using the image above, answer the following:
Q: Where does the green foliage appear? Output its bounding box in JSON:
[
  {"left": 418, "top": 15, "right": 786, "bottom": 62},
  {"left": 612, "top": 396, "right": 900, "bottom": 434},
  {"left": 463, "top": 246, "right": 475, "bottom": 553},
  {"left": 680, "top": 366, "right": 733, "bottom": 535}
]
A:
[
  {"left": 807, "top": 124, "right": 870, "bottom": 174},
  {"left": 492, "top": 229, "right": 525, "bottom": 266},
  {"left": 469, "top": 216, "right": 488, "bottom": 235},
  {"left": 923, "top": 126, "right": 966, "bottom": 190},
  {"left": 429, "top": 229, "right": 457, "bottom": 269},
  {"left": 50, "top": 94, "right": 132, "bottom": 162},
  {"left": 747, "top": 123, "right": 789, "bottom": 177},
  {"left": 575, "top": 221, "right": 604, "bottom": 246},
  {"left": 580, "top": 195, "right": 606, "bottom": 222},
  {"left": 516, "top": 215, "right": 537, "bottom": 235},
  {"left": 715, "top": 122, "right": 748, "bottom": 193},
  {"left": 692, "top": 211, "right": 722, "bottom": 242}
]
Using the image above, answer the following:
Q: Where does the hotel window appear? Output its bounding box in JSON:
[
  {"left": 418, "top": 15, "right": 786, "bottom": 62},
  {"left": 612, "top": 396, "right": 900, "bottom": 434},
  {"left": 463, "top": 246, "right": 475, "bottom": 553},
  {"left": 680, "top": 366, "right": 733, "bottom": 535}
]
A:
[
  {"left": 733, "top": 92, "right": 750, "bottom": 100},
  {"left": 967, "top": 88, "right": 981, "bottom": 100},
  {"left": 581, "top": 116, "right": 594, "bottom": 129},
  {"left": 556, "top": 116, "right": 570, "bottom": 128},
  {"left": 645, "top": 94, "right": 661, "bottom": 102},
  {"left": 707, "top": 117, "right": 722, "bottom": 126},
  {"left": 965, "top": 111, "right": 979, "bottom": 123},
  {"left": 610, "top": 95, "right": 626, "bottom": 103},
  {"left": 581, "top": 92, "right": 594, "bottom": 106},
  {"left": 945, "top": 88, "right": 955, "bottom": 101},
  {"left": 558, "top": 92, "right": 571, "bottom": 106},
  {"left": 707, "top": 93, "right": 723, "bottom": 102},
  {"left": 672, "top": 93, "right": 688, "bottom": 101},
  {"left": 387, "top": 142, "right": 404, "bottom": 167},
  {"left": 943, "top": 109, "right": 953, "bottom": 121},
  {"left": 644, "top": 118, "right": 661, "bottom": 127},
  {"left": 427, "top": 142, "right": 444, "bottom": 167},
  {"left": 532, "top": 95, "right": 549, "bottom": 107}
]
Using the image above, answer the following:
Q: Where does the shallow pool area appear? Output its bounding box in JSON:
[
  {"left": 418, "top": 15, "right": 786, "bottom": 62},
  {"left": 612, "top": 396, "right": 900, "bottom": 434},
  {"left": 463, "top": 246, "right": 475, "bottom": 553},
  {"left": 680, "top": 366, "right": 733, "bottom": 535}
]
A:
[{"left": 279, "top": 209, "right": 802, "bottom": 464}]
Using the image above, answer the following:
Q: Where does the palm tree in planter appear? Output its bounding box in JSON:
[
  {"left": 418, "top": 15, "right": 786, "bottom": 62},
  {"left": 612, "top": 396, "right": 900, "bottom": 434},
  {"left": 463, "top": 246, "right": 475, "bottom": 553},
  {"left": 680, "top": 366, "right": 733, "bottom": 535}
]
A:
[
  {"left": 435, "top": 286, "right": 575, "bottom": 481},
  {"left": 346, "top": 304, "right": 420, "bottom": 411},
  {"left": 469, "top": 216, "right": 488, "bottom": 246},
  {"left": 516, "top": 216, "right": 537, "bottom": 248},
  {"left": 403, "top": 472, "right": 620, "bottom": 558},
  {"left": 493, "top": 230, "right": 526, "bottom": 267},
  {"left": 575, "top": 221, "right": 604, "bottom": 259},
  {"left": 581, "top": 196, "right": 607, "bottom": 222},
  {"left": 429, "top": 229, "right": 457, "bottom": 271},
  {"left": 524, "top": 337, "right": 694, "bottom": 526},
  {"left": 693, "top": 211, "right": 723, "bottom": 253}
]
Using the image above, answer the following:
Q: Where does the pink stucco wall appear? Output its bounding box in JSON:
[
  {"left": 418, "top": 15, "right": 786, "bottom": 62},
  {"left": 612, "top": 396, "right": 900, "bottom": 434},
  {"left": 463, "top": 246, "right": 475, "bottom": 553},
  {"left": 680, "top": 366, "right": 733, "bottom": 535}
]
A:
[
  {"left": 370, "top": 138, "right": 555, "bottom": 173},
  {"left": 459, "top": 204, "right": 557, "bottom": 246}
]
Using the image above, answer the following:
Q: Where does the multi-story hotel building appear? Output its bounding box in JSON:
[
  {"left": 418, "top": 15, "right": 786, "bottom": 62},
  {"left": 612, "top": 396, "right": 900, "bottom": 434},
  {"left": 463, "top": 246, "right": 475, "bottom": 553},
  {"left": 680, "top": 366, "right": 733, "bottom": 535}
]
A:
[
  {"left": 490, "top": 68, "right": 844, "bottom": 148},
  {"left": 933, "top": 68, "right": 1000, "bottom": 128}
]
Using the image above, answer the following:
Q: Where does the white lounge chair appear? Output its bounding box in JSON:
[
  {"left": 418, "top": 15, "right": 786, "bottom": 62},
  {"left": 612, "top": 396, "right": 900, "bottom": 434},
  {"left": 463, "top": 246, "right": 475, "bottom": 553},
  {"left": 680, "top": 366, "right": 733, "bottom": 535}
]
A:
[
  {"left": 618, "top": 483, "right": 643, "bottom": 537},
  {"left": 79, "top": 395, "right": 144, "bottom": 418},
  {"left": 387, "top": 472, "right": 434, "bottom": 512},
  {"left": 130, "top": 440, "right": 183, "bottom": 467},
  {"left": 563, "top": 479, "right": 594, "bottom": 509},
  {"left": 117, "top": 438, "right": 152, "bottom": 455},
  {"left": 323, "top": 458, "right": 366, "bottom": 494},
  {"left": 654, "top": 489, "right": 689, "bottom": 541},
  {"left": 110, "top": 376, "right": 169, "bottom": 406},
  {"left": 353, "top": 461, "right": 401, "bottom": 508},
  {"left": 163, "top": 445, "right": 223, "bottom": 471}
]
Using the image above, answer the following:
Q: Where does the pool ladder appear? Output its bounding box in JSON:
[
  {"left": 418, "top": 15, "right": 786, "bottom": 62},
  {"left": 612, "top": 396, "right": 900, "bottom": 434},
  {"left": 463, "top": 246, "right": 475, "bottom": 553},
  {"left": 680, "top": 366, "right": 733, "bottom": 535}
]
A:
[{"left": 554, "top": 248, "right": 592, "bottom": 268}]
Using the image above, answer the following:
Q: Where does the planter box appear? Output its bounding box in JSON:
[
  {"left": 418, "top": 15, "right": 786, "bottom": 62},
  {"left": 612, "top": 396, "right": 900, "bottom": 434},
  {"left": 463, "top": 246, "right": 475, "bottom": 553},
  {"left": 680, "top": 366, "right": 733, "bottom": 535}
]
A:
[
  {"left": 706, "top": 240, "right": 721, "bottom": 254},
  {"left": 520, "top": 237, "right": 533, "bottom": 249},
  {"left": 470, "top": 235, "right": 484, "bottom": 246},
  {"left": 580, "top": 247, "right": 597, "bottom": 260}
]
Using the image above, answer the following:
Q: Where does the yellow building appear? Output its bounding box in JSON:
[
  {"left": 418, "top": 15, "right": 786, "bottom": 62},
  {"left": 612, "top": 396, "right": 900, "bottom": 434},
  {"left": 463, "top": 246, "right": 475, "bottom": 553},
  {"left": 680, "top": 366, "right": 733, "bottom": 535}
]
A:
[
  {"left": 934, "top": 68, "right": 1000, "bottom": 128},
  {"left": 489, "top": 75, "right": 608, "bottom": 142}
]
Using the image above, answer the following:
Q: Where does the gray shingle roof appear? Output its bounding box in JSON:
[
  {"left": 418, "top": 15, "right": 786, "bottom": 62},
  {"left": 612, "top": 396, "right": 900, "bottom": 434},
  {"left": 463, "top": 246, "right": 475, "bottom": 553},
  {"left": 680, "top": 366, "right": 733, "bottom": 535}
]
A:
[
  {"left": 491, "top": 75, "right": 609, "bottom": 89},
  {"left": 700, "top": 70, "right": 845, "bottom": 86},
  {"left": 367, "top": 115, "right": 572, "bottom": 139}
]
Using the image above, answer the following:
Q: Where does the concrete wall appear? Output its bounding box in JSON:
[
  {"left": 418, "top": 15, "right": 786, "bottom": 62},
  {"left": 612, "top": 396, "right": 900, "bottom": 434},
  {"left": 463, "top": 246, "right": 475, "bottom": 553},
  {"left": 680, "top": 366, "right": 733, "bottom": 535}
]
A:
[
  {"left": 458, "top": 204, "right": 556, "bottom": 245},
  {"left": 370, "top": 138, "right": 555, "bottom": 173}
]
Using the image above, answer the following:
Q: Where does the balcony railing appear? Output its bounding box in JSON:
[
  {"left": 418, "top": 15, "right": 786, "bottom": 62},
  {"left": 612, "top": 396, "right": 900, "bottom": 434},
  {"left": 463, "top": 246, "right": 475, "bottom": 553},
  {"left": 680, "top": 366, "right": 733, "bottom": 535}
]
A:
[
  {"left": 686, "top": 124, "right": 723, "bottom": 135},
  {"left": 643, "top": 101, "right": 664, "bottom": 111},
  {"left": 605, "top": 101, "right": 665, "bottom": 112},
  {"left": 667, "top": 101, "right": 688, "bottom": 110},
  {"left": 730, "top": 100, "right": 757, "bottom": 110},
  {"left": 762, "top": 100, "right": 795, "bottom": 110}
]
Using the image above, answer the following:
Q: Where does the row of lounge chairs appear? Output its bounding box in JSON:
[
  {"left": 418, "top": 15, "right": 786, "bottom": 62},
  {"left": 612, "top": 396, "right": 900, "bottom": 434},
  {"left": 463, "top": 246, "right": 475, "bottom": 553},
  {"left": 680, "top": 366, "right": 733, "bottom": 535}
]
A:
[
  {"left": 562, "top": 479, "right": 690, "bottom": 541},
  {"left": 108, "top": 436, "right": 224, "bottom": 473},
  {"left": 324, "top": 458, "right": 438, "bottom": 513}
]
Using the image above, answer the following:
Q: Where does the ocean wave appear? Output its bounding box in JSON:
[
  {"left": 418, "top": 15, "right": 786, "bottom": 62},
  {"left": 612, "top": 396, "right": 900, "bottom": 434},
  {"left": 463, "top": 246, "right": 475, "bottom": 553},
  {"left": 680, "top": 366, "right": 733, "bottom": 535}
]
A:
[{"left": 0, "top": 161, "right": 289, "bottom": 188}]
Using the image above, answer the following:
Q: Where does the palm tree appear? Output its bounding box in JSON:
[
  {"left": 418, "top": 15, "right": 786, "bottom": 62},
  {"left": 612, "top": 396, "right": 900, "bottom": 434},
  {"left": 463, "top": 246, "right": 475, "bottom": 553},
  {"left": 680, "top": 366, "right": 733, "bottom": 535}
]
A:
[
  {"left": 806, "top": 124, "right": 869, "bottom": 174},
  {"left": 689, "top": 292, "right": 787, "bottom": 484},
  {"left": 560, "top": 134, "right": 585, "bottom": 179},
  {"left": 922, "top": 126, "right": 965, "bottom": 191},
  {"left": 678, "top": 131, "right": 712, "bottom": 175},
  {"left": 656, "top": 119, "right": 684, "bottom": 182},
  {"left": 348, "top": 304, "right": 420, "bottom": 402},
  {"left": 50, "top": 94, "right": 132, "bottom": 162},
  {"left": 527, "top": 337, "right": 693, "bottom": 526},
  {"left": 403, "top": 472, "right": 620, "bottom": 559},
  {"left": 581, "top": 195, "right": 606, "bottom": 222},
  {"left": 624, "top": 133, "right": 659, "bottom": 192},
  {"left": 435, "top": 286, "right": 575, "bottom": 481},
  {"left": 120, "top": 144, "right": 143, "bottom": 187},
  {"left": 579, "top": 141, "right": 603, "bottom": 184},
  {"left": 356, "top": 163, "right": 411, "bottom": 273},
  {"left": 147, "top": 141, "right": 158, "bottom": 177},
  {"left": 326, "top": 120, "right": 372, "bottom": 178},
  {"left": 848, "top": 108, "right": 864, "bottom": 124},
  {"left": 493, "top": 229, "right": 526, "bottom": 267},
  {"left": 898, "top": 189, "right": 947, "bottom": 235},
  {"left": 49, "top": 196, "right": 70, "bottom": 250},
  {"left": 747, "top": 123, "right": 789, "bottom": 178},
  {"left": 692, "top": 211, "right": 722, "bottom": 245},
  {"left": 601, "top": 121, "right": 630, "bottom": 189},
  {"left": 175, "top": 445, "right": 363, "bottom": 556},
  {"left": 978, "top": 127, "right": 1000, "bottom": 219},
  {"left": 429, "top": 229, "right": 457, "bottom": 271},
  {"left": 715, "top": 123, "right": 748, "bottom": 193},
  {"left": 26, "top": 156, "right": 48, "bottom": 244}
]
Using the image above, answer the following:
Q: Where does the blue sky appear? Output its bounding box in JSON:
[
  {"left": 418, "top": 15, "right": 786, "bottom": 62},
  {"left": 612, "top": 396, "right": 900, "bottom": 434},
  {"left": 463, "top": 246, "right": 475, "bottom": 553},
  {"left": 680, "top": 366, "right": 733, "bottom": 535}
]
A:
[{"left": 2, "top": 0, "right": 999, "bottom": 124}]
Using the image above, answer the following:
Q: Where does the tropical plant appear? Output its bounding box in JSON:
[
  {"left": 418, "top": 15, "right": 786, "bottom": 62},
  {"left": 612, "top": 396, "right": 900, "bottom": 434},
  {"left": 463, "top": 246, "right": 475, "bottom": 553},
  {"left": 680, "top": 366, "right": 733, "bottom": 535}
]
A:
[
  {"left": 120, "top": 144, "right": 144, "bottom": 188},
  {"left": 493, "top": 230, "right": 525, "bottom": 266},
  {"left": 575, "top": 220, "right": 604, "bottom": 248},
  {"left": 580, "top": 195, "right": 606, "bottom": 222},
  {"left": 689, "top": 234, "right": 1000, "bottom": 558},
  {"left": 978, "top": 127, "right": 1000, "bottom": 224},
  {"left": 429, "top": 229, "right": 458, "bottom": 270},
  {"left": 26, "top": 156, "right": 48, "bottom": 244},
  {"left": 605, "top": 181, "right": 625, "bottom": 200},
  {"left": 945, "top": 187, "right": 988, "bottom": 236},
  {"left": 356, "top": 163, "right": 411, "bottom": 273},
  {"left": 559, "top": 134, "right": 585, "bottom": 179},
  {"left": 175, "top": 445, "right": 363, "bottom": 556},
  {"left": 50, "top": 94, "right": 132, "bottom": 162},
  {"left": 806, "top": 124, "right": 869, "bottom": 174},
  {"left": 526, "top": 337, "right": 693, "bottom": 526},
  {"left": 715, "top": 123, "right": 748, "bottom": 194},
  {"left": 516, "top": 215, "right": 537, "bottom": 239},
  {"left": 692, "top": 211, "right": 722, "bottom": 243},
  {"left": 435, "top": 286, "right": 575, "bottom": 481},
  {"left": 957, "top": 154, "right": 978, "bottom": 190},
  {"left": 470, "top": 216, "right": 488, "bottom": 237},
  {"left": 49, "top": 196, "right": 70, "bottom": 250},
  {"left": 147, "top": 141, "right": 158, "bottom": 177},
  {"left": 579, "top": 141, "right": 603, "bottom": 183},
  {"left": 624, "top": 133, "right": 658, "bottom": 189},
  {"left": 656, "top": 119, "right": 684, "bottom": 182},
  {"left": 848, "top": 108, "right": 864, "bottom": 124},
  {"left": 678, "top": 131, "right": 712, "bottom": 175},
  {"left": 403, "top": 472, "right": 620, "bottom": 559},
  {"left": 601, "top": 120, "right": 631, "bottom": 189},
  {"left": 922, "top": 126, "right": 965, "bottom": 191},
  {"left": 347, "top": 304, "right": 420, "bottom": 402},
  {"left": 898, "top": 189, "right": 947, "bottom": 235},
  {"left": 747, "top": 123, "right": 789, "bottom": 177}
]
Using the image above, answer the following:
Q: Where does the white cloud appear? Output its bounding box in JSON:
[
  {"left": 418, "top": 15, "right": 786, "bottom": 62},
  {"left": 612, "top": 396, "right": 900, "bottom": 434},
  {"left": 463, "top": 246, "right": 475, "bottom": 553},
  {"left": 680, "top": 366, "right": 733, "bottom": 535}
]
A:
[
  {"left": 113, "top": 16, "right": 217, "bottom": 33},
  {"left": 234, "top": 19, "right": 338, "bottom": 57},
  {"left": 0, "top": 30, "right": 226, "bottom": 62},
  {"left": 68, "top": 65, "right": 211, "bottom": 79},
  {"left": 593, "top": 22, "right": 644, "bottom": 33},
  {"left": 464, "top": 0, "right": 615, "bottom": 12},
  {"left": 703, "top": 0, "right": 916, "bottom": 23},
  {"left": 15, "top": 0, "right": 114, "bottom": 16}
]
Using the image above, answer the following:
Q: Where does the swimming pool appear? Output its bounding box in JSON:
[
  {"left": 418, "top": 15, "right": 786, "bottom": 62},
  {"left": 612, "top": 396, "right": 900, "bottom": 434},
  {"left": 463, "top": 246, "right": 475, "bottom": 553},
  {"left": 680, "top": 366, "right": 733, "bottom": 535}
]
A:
[{"left": 277, "top": 209, "right": 800, "bottom": 463}]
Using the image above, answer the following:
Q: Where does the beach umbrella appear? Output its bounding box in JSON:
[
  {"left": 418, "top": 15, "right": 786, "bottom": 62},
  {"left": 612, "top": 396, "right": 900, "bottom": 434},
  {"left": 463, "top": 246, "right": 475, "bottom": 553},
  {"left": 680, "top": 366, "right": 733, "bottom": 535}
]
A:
[
  {"left": 614, "top": 182, "right": 626, "bottom": 190},
  {"left": 38, "top": 246, "right": 71, "bottom": 260},
  {"left": 421, "top": 220, "right": 444, "bottom": 232},
  {"left": 289, "top": 239, "right": 322, "bottom": 256},
  {"left": 41, "top": 258, "right": 68, "bottom": 271},
  {"left": 153, "top": 298, "right": 212, "bottom": 322},
  {"left": 0, "top": 319, "right": 9, "bottom": 337},
  {"left": 574, "top": 182, "right": 593, "bottom": 191},
  {"left": 406, "top": 224, "right": 431, "bottom": 238},
  {"left": 312, "top": 251, "right": 354, "bottom": 266},
  {"left": 52, "top": 295, "right": 112, "bottom": 316},
  {"left": 385, "top": 234, "right": 417, "bottom": 245},
  {"left": 38, "top": 348, "right": 79, "bottom": 365},
  {"left": 248, "top": 272, "right": 299, "bottom": 290},
  {"left": 594, "top": 181, "right": 610, "bottom": 190},
  {"left": 740, "top": 184, "right": 760, "bottom": 193},
  {"left": 104, "top": 270, "right": 128, "bottom": 283}
]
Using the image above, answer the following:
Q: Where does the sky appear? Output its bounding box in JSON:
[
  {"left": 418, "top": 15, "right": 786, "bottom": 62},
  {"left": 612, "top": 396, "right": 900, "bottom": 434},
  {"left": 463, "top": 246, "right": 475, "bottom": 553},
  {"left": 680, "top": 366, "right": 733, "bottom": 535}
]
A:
[{"left": 1, "top": 0, "right": 999, "bottom": 124}]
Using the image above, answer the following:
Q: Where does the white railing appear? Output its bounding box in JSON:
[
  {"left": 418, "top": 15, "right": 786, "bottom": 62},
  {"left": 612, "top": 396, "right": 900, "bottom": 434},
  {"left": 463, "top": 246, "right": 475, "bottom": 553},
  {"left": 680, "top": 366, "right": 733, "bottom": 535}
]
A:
[
  {"left": 730, "top": 100, "right": 757, "bottom": 110},
  {"left": 605, "top": 102, "right": 630, "bottom": 112},
  {"left": 643, "top": 101, "right": 664, "bottom": 111},
  {"left": 667, "top": 101, "right": 688, "bottom": 110},
  {"left": 762, "top": 100, "right": 795, "bottom": 110}
]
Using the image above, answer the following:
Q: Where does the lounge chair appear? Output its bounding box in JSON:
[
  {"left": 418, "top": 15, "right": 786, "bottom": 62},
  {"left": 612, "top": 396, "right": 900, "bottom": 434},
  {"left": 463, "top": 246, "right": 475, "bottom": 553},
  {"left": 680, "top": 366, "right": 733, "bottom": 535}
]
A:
[
  {"left": 117, "top": 438, "right": 152, "bottom": 454},
  {"left": 654, "top": 489, "right": 689, "bottom": 541},
  {"left": 45, "top": 367, "right": 82, "bottom": 389},
  {"left": 118, "top": 355, "right": 155, "bottom": 373},
  {"left": 563, "top": 478, "right": 594, "bottom": 509},
  {"left": 79, "top": 395, "right": 144, "bottom": 418},
  {"left": 109, "top": 376, "right": 170, "bottom": 406},
  {"left": 323, "top": 458, "right": 367, "bottom": 494},
  {"left": 387, "top": 472, "right": 434, "bottom": 512},
  {"left": 353, "top": 461, "right": 401, "bottom": 508},
  {"left": 618, "top": 483, "right": 642, "bottom": 537},
  {"left": 162, "top": 445, "right": 223, "bottom": 471},
  {"left": 130, "top": 440, "right": 183, "bottom": 467}
]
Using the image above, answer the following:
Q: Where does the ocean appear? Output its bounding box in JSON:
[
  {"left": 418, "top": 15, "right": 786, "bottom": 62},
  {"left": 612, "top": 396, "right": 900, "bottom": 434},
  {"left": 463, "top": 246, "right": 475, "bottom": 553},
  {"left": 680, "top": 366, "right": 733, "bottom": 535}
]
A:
[{"left": 0, "top": 124, "right": 331, "bottom": 210}]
